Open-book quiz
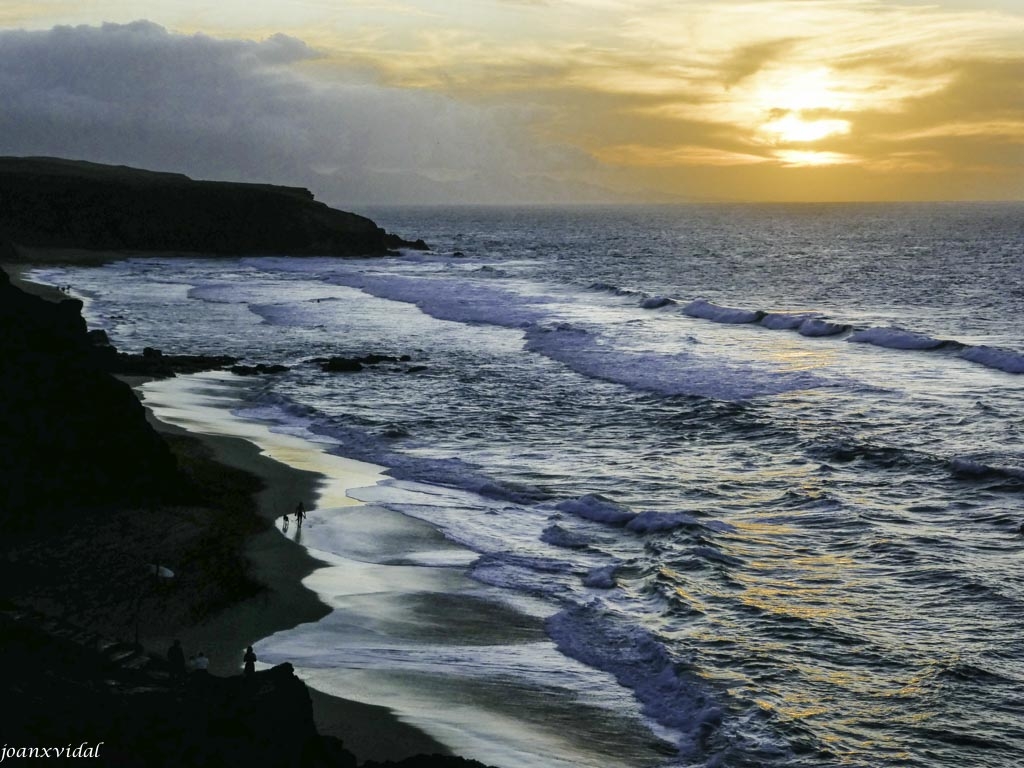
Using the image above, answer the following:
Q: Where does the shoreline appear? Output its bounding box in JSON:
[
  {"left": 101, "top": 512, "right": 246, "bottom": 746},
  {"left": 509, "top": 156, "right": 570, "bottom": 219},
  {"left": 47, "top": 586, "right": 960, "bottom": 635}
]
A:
[
  {"left": 2, "top": 261, "right": 74, "bottom": 300},
  {"left": 142, "top": 412, "right": 452, "bottom": 763},
  {"left": 6, "top": 263, "right": 454, "bottom": 765},
  {"left": 6, "top": 258, "right": 678, "bottom": 768}
]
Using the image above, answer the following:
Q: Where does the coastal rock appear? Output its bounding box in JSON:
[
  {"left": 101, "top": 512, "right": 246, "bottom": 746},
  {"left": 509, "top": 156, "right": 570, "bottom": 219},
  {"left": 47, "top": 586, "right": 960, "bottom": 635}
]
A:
[
  {"left": 230, "top": 363, "right": 290, "bottom": 376},
  {"left": 0, "top": 156, "right": 427, "bottom": 257},
  {"left": 87, "top": 328, "right": 112, "bottom": 346},
  {"left": 0, "top": 257, "right": 177, "bottom": 524},
  {"left": 384, "top": 234, "right": 430, "bottom": 251},
  {"left": 0, "top": 610, "right": 331, "bottom": 767},
  {"left": 321, "top": 357, "right": 364, "bottom": 373},
  {"left": 0, "top": 236, "right": 16, "bottom": 264},
  {"left": 94, "top": 344, "right": 240, "bottom": 378},
  {"left": 314, "top": 353, "right": 413, "bottom": 373},
  {"left": 363, "top": 353, "right": 410, "bottom": 365}
]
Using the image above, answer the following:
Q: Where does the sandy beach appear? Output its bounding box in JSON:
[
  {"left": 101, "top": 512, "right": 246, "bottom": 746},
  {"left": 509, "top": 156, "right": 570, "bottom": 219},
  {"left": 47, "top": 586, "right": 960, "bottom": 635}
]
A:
[
  {"left": 143, "top": 378, "right": 458, "bottom": 763},
  {"left": 144, "top": 415, "right": 453, "bottom": 763}
]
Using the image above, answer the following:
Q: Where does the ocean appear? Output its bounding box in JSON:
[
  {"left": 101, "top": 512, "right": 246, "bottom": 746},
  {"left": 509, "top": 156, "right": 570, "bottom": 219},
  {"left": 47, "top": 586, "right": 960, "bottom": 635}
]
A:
[{"left": 34, "top": 203, "right": 1024, "bottom": 767}]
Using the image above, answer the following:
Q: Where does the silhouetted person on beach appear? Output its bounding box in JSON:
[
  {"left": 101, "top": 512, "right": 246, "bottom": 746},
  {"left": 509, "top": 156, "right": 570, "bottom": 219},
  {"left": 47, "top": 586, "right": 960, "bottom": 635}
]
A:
[
  {"left": 295, "top": 501, "right": 306, "bottom": 523},
  {"left": 243, "top": 646, "right": 257, "bottom": 677},
  {"left": 167, "top": 639, "right": 185, "bottom": 681},
  {"left": 282, "top": 513, "right": 290, "bottom": 532}
]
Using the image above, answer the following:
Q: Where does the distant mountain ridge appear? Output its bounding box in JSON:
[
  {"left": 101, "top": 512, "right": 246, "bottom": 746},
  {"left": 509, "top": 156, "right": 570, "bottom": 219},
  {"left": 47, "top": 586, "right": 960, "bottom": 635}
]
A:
[{"left": 0, "top": 156, "right": 426, "bottom": 257}]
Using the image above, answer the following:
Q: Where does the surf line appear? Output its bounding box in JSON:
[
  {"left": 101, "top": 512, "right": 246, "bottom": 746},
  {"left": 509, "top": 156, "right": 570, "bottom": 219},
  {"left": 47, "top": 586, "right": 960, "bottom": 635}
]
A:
[{"left": 138, "top": 371, "right": 387, "bottom": 513}]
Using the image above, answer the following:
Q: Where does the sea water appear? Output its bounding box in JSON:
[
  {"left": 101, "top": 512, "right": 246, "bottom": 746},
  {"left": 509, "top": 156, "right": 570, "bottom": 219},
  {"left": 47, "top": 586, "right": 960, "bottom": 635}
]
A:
[{"left": 35, "top": 203, "right": 1024, "bottom": 767}]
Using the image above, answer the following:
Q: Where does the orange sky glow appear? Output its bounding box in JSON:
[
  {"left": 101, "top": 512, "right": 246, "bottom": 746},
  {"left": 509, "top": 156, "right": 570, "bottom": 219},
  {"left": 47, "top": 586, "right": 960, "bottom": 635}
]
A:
[{"left": 5, "top": 0, "right": 1024, "bottom": 203}]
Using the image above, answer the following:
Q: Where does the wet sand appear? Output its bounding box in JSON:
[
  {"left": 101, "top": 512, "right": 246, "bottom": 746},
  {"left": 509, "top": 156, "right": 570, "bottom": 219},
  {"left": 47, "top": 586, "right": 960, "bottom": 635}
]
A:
[{"left": 139, "top": 400, "right": 454, "bottom": 763}]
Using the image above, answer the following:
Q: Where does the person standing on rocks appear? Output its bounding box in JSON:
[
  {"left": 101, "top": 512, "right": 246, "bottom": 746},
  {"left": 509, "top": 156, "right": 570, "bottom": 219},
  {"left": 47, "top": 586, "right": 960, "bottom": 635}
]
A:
[{"left": 243, "top": 646, "right": 257, "bottom": 677}]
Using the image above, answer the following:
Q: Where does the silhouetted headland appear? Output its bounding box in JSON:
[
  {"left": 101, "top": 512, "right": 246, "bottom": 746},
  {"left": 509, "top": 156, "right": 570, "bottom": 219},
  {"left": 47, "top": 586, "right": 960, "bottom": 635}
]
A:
[{"left": 0, "top": 156, "right": 428, "bottom": 258}]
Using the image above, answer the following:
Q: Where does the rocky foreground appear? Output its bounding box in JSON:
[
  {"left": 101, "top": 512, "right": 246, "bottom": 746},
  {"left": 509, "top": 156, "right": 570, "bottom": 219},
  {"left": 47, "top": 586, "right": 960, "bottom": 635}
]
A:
[{"left": 2, "top": 606, "right": 490, "bottom": 768}]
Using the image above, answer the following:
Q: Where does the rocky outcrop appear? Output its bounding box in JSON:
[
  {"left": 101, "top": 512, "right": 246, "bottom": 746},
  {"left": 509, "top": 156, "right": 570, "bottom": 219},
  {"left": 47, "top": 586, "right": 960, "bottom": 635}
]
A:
[
  {"left": 313, "top": 353, "right": 414, "bottom": 373},
  {"left": 88, "top": 339, "right": 291, "bottom": 379},
  {"left": 96, "top": 345, "right": 241, "bottom": 378},
  {"left": 230, "top": 363, "right": 291, "bottom": 376},
  {"left": 1, "top": 607, "right": 331, "bottom": 766},
  {"left": 0, "top": 156, "right": 428, "bottom": 257},
  {"left": 0, "top": 251, "right": 177, "bottom": 526},
  {"left": 0, "top": 607, "right": 496, "bottom": 768}
]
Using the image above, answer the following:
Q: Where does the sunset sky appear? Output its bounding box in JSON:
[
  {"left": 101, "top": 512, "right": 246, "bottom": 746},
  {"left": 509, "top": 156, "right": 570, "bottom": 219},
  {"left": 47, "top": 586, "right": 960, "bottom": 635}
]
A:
[{"left": 2, "top": 1, "right": 1023, "bottom": 204}]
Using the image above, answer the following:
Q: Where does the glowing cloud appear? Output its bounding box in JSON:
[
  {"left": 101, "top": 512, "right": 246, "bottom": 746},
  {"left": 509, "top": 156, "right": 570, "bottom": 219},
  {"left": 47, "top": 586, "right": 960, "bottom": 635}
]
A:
[
  {"left": 759, "top": 116, "right": 851, "bottom": 144},
  {"left": 1, "top": 1, "right": 1023, "bottom": 201},
  {"left": 773, "top": 150, "right": 858, "bottom": 167},
  {"left": 596, "top": 144, "right": 771, "bottom": 167}
]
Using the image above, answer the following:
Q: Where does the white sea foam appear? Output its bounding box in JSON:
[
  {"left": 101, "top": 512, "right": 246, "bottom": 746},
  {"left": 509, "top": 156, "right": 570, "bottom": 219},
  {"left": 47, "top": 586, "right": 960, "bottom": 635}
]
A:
[
  {"left": 524, "top": 323, "right": 825, "bottom": 400},
  {"left": 469, "top": 553, "right": 579, "bottom": 598},
  {"left": 759, "top": 312, "right": 812, "bottom": 330},
  {"left": 330, "top": 272, "right": 551, "bottom": 328},
  {"left": 949, "top": 456, "right": 1024, "bottom": 481},
  {"left": 589, "top": 281, "right": 641, "bottom": 297},
  {"left": 641, "top": 296, "right": 675, "bottom": 309},
  {"left": 257, "top": 399, "right": 549, "bottom": 506},
  {"left": 683, "top": 298, "right": 763, "bottom": 324},
  {"left": 798, "top": 318, "right": 849, "bottom": 337},
  {"left": 847, "top": 327, "right": 950, "bottom": 350},
  {"left": 959, "top": 344, "right": 1024, "bottom": 374},
  {"left": 546, "top": 603, "right": 724, "bottom": 755}
]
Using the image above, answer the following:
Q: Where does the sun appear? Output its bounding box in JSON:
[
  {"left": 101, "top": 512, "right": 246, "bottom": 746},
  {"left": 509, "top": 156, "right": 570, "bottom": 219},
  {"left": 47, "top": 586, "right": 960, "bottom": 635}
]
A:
[
  {"left": 751, "top": 67, "right": 851, "bottom": 145},
  {"left": 755, "top": 67, "right": 843, "bottom": 112},
  {"left": 760, "top": 114, "right": 850, "bottom": 143}
]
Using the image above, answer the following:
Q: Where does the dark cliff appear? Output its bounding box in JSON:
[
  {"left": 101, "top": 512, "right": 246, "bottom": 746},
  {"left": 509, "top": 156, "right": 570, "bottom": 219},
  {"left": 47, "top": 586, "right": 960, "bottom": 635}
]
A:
[
  {"left": 0, "top": 156, "right": 426, "bottom": 257},
  {"left": 0, "top": 244, "right": 177, "bottom": 525},
  {"left": 1, "top": 605, "right": 340, "bottom": 766},
  {"left": 1, "top": 608, "right": 495, "bottom": 768}
]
